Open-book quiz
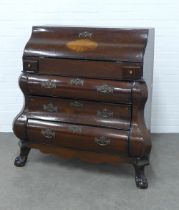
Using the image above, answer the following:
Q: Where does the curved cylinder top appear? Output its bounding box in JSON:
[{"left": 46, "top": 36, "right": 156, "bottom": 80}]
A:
[{"left": 23, "top": 26, "right": 150, "bottom": 63}]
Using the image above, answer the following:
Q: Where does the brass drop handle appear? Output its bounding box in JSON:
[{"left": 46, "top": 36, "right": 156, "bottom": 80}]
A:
[
  {"left": 70, "top": 78, "right": 84, "bottom": 86},
  {"left": 68, "top": 125, "right": 82, "bottom": 133},
  {"left": 97, "top": 108, "right": 113, "bottom": 119},
  {"left": 78, "top": 31, "right": 92, "bottom": 38},
  {"left": 41, "top": 128, "right": 55, "bottom": 139},
  {"left": 43, "top": 103, "right": 58, "bottom": 112},
  {"left": 96, "top": 84, "right": 114, "bottom": 94},
  {"left": 70, "top": 101, "right": 83, "bottom": 108},
  {"left": 41, "top": 80, "right": 56, "bottom": 88},
  {"left": 94, "top": 136, "right": 111, "bottom": 146}
]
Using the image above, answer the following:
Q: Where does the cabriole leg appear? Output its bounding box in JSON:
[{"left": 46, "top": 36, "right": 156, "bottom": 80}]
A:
[
  {"left": 14, "top": 140, "right": 31, "bottom": 167},
  {"left": 133, "top": 157, "right": 149, "bottom": 189}
]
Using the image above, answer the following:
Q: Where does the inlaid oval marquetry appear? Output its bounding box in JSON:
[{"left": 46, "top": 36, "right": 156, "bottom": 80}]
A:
[{"left": 66, "top": 39, "right": 98, "bottom": 53}]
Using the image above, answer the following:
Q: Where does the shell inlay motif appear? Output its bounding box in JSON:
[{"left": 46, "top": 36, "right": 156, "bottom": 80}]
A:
[{"left": 66, "top": 39, "right": 98, "bottom": 52}]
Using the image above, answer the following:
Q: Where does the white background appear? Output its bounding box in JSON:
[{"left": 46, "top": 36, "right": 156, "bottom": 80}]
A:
[{"left": 0, "top": 0, "right": 179, "bottom": 133}]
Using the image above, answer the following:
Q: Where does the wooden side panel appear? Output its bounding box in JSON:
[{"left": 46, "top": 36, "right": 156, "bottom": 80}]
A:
[
  {"left": 129, "top": 81, "right": 152, "bottom": 157},
  {"left": 143, "top": 29, "right": 155, "bottom": 131}
]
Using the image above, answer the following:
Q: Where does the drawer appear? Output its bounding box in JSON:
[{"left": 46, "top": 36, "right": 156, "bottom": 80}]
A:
[
  {"left": 22, "top": 74, "right": 133, "bottom": 104},
  {"left": 23, "top": 58, "right": 142, "bottom": 81},
  {"left": 27, "top": 119, "right": 129, "bottom": 155},
  {"left": 26, "top": 96, "right": 131, "bottom": 130}
]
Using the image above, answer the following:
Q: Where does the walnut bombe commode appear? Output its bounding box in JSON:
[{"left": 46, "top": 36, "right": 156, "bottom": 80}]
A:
[{"left": 13, "top": 26, "right": 154, "bottom": 189}]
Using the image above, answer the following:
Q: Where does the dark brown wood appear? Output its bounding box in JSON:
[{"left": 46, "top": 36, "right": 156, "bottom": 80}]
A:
[
  {"left": 133, "top": 157, "right": 149, "bottom": 189},
  {"left": 129, "top": 81, "right": 151, "bottom": 157},
  {"left": 13, "top": 26, "right": 154, "bottom": 189},
  {"left": 14, "top": 140, "right": 31, "bottom": 167},
  {"left": 23, "top": 26, "right": 148, "bottom": 62},
  {"left": 26, "top": 96, "right": 131, "bottom": 130},
  {"left": 23, "top": 57, "right": 142, "bottom": 81},
  {"left": 19, "top": 74, "right": 133, "bottom": 104},
  {"left": 26, "top": 119, "right": 129, "bottom": 155}
]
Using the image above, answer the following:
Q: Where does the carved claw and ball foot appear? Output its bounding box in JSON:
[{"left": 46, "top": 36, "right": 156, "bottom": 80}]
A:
[
  {"left": 134, "top": 157, "right": 149, "bottom": 189},
  {"left": 14, "top": 156, "right": 28, "bottom": 167},
  {"left": 134, "top": 165, "right": 148, "bottom": 189},
  {"left": 14, "top": 141, "right": 31, "bottom": 167}
]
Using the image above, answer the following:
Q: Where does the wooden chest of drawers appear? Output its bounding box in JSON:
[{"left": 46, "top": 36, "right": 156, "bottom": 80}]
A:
[{"left": 13, "top": 26, "right": 154, "bottom": 189}]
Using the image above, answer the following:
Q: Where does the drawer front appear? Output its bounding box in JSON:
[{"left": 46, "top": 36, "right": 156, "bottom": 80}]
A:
[
  {"left": 27, "top": 119, "right": 129, "bottom": 155},
  {"left": 23, "top": 58, "right": 142, "bottom": 81},
  {"left": 26, "top": 96, "right": 131, "bottom": 130},
  {"left": 23, "top": 74, "right": 133, "bottom": 104}
]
